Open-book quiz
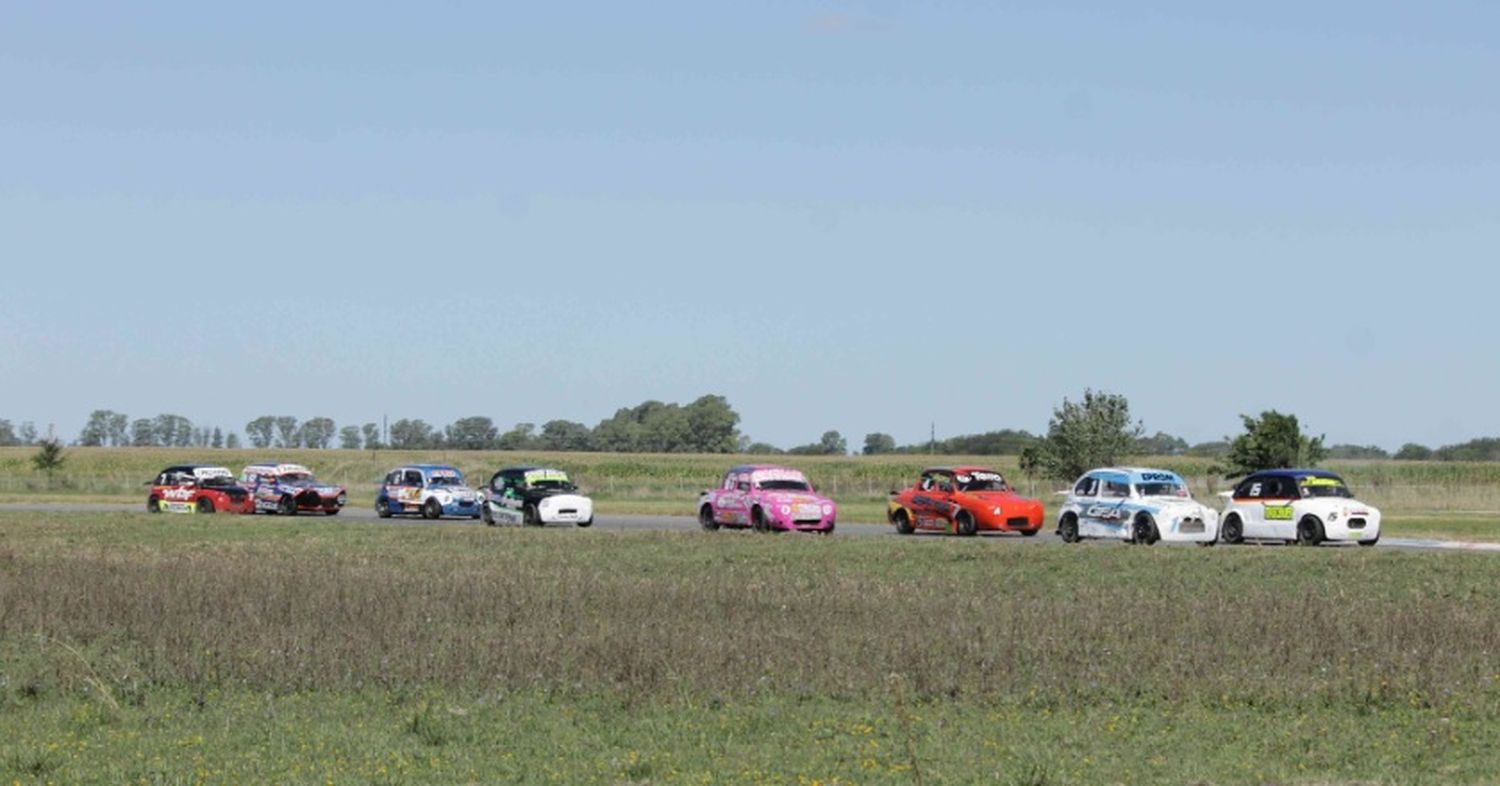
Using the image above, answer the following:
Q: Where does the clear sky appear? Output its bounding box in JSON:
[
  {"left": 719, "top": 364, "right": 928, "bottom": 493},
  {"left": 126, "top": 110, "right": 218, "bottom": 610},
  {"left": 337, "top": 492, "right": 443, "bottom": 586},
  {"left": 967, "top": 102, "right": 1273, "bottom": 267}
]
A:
[{"left": 3, "top": 1, "right": 1497, "bottom": 450}]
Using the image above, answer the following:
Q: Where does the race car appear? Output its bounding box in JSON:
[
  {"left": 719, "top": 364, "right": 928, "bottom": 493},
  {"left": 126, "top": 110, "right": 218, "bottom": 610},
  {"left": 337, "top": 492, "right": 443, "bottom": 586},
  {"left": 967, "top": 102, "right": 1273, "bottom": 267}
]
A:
[
  {"left": 1056, "top": 467, "right": 1219, "bottom": 545},
  {"left": 480, "top": 466, "right": 594, "bottom": 527},
  {"left": 146, "top": 465, "right": 255, "bottom": 514},
  {"left": 1218, "top": 469, "right": 1381, "bottom": 546},
  {"left": 239, "top": 462, "right": 347, "bottom": 516},
  {"left": 887, "top": 466, "right": 1043, "bottom": 536},
  {"left": 698, "top": 465, "right": 836, "bottom": 534},
  {"left": 376, "top": 464, "right": 481, "bottom": 519}
]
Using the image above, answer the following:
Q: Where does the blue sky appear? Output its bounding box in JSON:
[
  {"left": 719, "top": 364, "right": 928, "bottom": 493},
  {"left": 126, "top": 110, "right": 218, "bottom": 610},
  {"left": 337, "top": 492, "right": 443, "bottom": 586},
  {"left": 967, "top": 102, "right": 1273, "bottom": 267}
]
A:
[{"left": 2, "top": 1, "right": 1497, "bottom": 450}]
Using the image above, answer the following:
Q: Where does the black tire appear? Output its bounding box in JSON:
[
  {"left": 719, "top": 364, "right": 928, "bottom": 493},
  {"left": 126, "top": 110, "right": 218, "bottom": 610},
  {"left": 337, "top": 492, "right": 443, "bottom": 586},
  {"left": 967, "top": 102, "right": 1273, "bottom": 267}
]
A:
[
  {"left": 1220, "top": 514, "right": 1244, "bottom": 545},
  {"left": 277, "top": 495, "right": 296, "bottom": 516},
  {"left": 955, "top": 511, "right": 978, "bottom": 537},
  {"left": 147, "top": 496, "right": 161, "bottom": 513},
  {"left": 480, "top": 504, "right": 494, "bottom": 526},
  {"left": 523, "top": 504, "right": 541, "bottom": 527},
  {"left": 751, "top": 507, "right": 771, "bottom": 533},
  {"left": 699, "top": 505, "right": 720, "bottom": 531},
  {"left": 1133, "top": 514, "right": 1160, "bottom": 546},
  {"left": 1297, "top": 516, "right": 1326, "bottom": 547},
  {"left": 422, "top": 498, "right": 442, "bottom": 520},
  {"left": 376, "top": 499, "right": 392, "bottom": 519},
  {"left": 1058, "top": 513, "right": 1080, "bottom": 543},
  {"left": 196, "top": 497, "right": 215, "bottom": 514},
  {"left": 893, "top": 509, "right": 914, "bottom": 535}
]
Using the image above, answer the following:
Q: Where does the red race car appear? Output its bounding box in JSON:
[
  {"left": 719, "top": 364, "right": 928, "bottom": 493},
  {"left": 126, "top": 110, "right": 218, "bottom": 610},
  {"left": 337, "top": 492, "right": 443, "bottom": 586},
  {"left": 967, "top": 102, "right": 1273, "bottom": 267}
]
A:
[
  {"left": 887, "top": 466, "right": 1044, "bottom": 536},
  {"left": 147, "top": 465, "right": 255, "bottom": 514}
]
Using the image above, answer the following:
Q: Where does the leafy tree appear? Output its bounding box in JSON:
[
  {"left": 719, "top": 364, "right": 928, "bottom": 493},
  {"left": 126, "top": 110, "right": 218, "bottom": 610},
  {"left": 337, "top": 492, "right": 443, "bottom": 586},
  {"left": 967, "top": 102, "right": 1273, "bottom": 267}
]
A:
[
  {"left": 0, "top": 419, "right": 17, "bottom": 446},
  {"left": 681, "top": 395, "right": 740, "bottom": 453},
  {"left": 744, "top": 442, "right": 783, "bottom": 454},
  {"left": 361, "top": 423, "right": 383, "bottom": 450},
  {"left": 928, "top": 429, "right": 1039, "bottom": 456},
  {"left": 31, "top": 439, "right": 66, "bottom": 479},
  {"left": 863, "top": 433, "right": 897, "bottom": 455},
  {"left": 1394, "top": 443, "right": 1432, "bottom": 461},
  {"left": 225, "top": 433, "right": 241, "bottom": 450},
  {"left": 130, "top": 418, "right": 157, "bottom": 447},
  {"left": 790, "top": 431, "right": 848, "bottom": 456},
  {"left": 338, "top": 425, "right": 363, "bottom": 450},
  {"left": 153, "top": 414, "right": 193, "bottom": 447},
  {"left": 299, "top": 417, "right": 337, "bottom": 449},
  {"left": 19, "top": 422, "right": 37, "bottom": 445},
  {"left": 273, "top": 416, "right": 300, "bottom": 449},
  {"left": 245, "top": 417, "right": 275, "bottom": 449},
  {"left": 497, "top": 422, "right": 538, "bottom": 451},
  {"left": 107, "top": 412, "right": 129, "bottom": 446},
  {"left": 1133, "top": 431, "right": 1189, "bottom": 457},
  {"left": 1186, "top": 440, "right": 1230, "bottom": 458},
  {"left": 539, "top": 420, "right": 594, "bottom": 452},
  {"left": 1019, "top": 390, "right": 1143, "bottom": 481},
  {"left": 446, "top": 416, "right": 500, "bottom": 450},
  {"left": 211, "top": 427, "right": 224, "bottom": 449},
  {"left": 388, "top": 419, "right": 435, "bottom": 450},
  {"left": 1220, "top": 411, "right": 1326, "bottom": 478},
  {"left": 79, "top": 409, "right": 118, "bottom": 446},
  {"left": 1433, "top": 437, "right": 1500, "bottom": 462}
]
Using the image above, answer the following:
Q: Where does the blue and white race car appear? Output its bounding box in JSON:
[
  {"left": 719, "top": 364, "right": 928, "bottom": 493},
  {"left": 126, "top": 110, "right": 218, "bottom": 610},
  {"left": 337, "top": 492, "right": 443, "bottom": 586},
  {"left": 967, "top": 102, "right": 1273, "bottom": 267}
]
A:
[
  {"left": 375, "top": 464, "right": 482, "bottom": 519},
  {"left": 239, "top": 462, "right": 348, "bottom": 516},
  {"left": 1056, "top": 467, "right": 1219, "bottom": 545}
]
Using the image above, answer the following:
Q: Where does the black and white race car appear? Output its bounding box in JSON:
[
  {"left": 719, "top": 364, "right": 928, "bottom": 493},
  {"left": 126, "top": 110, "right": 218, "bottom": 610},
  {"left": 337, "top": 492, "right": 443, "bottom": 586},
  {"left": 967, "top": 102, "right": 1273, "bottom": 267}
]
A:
[{"left": 480, "top": 466, "right": 594, "bottom": 527}]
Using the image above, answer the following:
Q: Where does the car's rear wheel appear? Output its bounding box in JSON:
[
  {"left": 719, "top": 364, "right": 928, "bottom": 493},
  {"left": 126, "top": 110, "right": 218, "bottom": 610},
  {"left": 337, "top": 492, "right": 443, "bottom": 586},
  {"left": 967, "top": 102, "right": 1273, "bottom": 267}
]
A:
[
  {"left": 376, "top": 499, "right": 392, "bottom": 519},
  {"left": 1220, "top": 513, "right": 1244, "bottom": 545},
  {"left": 277, "top": 495, "right": 296, "bottom": 516},
  {"left": 955, "top": 511, "right": 978, "bottom": 537},
  {"left": 480, "top": 503, "right": 494, "bottom": 526},
  {"left": 523, "top": 504, "right": 541, "bottom": 526},
  {"left": 1133, "top": 514, "right": 1160, "bottom": 546},
  {"left": 893, "top": 509, "right": 914, "bottom": 535},
  {"left": 1058, "top": 513, "right": 1080, "bottom": 543},
  {"left": 751, "top": 507, "right": 771, "bottom": 533},
  {"left": 1297, "top": 516, "right": 1326, "bottom": 546},
  {"left": 196, "top": 497, "right": 215, "bottom": 514},
  {"left": 147, "top": 496, "right": 161, "bottom": 513},
  {"left": 699, "top": 505, "right": 720, "bottom": 531},
  {"left": 422, "top": 499, "right": 442, "bottom": 520}
]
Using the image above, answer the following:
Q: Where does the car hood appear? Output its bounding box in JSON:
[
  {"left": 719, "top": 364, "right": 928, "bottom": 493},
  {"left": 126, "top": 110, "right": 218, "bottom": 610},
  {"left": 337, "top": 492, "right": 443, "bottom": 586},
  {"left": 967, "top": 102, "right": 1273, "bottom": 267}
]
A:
[
  {"left": 759, "top": 492, "right": 832, "bottom": 507},
  {"left": 1139, "top": 496, "right": 1215, "bottom": 517},
  {"left": 964, "top": 491, "right": 1040, "bottom": 507}
]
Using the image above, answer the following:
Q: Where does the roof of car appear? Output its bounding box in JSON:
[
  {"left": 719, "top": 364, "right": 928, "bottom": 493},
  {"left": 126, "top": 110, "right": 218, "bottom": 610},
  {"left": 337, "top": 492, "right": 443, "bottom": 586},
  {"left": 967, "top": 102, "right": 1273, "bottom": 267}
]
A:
[
  {"left": 404, "top": 464, "right": 461, "bottom": 472},
  {"left": 497, "top": 465, "right": 567, "bottom": 473},
  {"left": 1242, "top": 468, "right": 1344, "bottom": 481},
  {"left": 729, "top": 464, "right": 801, "bottom": 474}
]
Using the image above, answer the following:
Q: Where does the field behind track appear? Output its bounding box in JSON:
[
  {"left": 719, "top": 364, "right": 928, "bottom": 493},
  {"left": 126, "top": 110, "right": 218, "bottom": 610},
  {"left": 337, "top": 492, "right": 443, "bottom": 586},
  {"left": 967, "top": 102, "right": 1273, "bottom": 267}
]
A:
[
  {"left": 4, "top": 447, "right": 1500, "bottom": 540},
  {"left": 2, "top": 511, "right": 1499, "bottom": 783}
]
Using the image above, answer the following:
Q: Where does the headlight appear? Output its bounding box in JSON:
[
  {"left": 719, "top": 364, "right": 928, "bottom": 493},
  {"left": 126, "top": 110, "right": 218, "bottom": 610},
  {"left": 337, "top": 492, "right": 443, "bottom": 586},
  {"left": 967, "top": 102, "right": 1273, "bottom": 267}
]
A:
[
  {"left": 779, "top": 505, "right": 790, "bottom": 515},
  {"left": 337, "top": 493, "right": 347, "bottom": 505}
]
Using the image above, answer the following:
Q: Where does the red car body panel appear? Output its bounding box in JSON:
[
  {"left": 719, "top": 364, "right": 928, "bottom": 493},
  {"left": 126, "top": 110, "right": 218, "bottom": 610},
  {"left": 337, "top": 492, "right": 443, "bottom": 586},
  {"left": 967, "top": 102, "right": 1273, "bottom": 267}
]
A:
[
  {"left": 888, "top": 465, "right": 1044, "bottom": 535},
  {"left": 146, "top": 465, "right": 255, "bottom": 514}
]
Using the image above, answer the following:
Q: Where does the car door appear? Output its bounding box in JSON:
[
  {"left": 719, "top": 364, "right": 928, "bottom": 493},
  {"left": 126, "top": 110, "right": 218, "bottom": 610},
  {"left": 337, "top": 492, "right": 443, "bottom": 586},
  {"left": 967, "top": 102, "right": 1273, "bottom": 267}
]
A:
[
  {"left": 1092, "top": 475, "right": 1134, "bottom": 538},
  {"left": 1236, "top": 477, "right": 1270, "bottom": 538},
  {"left": 719, "top": 473, "right": 751, "bottom": 524},
  {"left": 914, "top": 471, "right": 956, "bottom": 529},
  {"left": 1260, "top": 477, "right": 1299, "bottom": 539},
  {"left": 401, "top": 469, "right": 426, "bottom": 506},
  {"left": 1071, "top": 474, "right": 1104, "bottom": 538},
  {"left": 381, "top": 469, "right": 404, "bottom": 507}
]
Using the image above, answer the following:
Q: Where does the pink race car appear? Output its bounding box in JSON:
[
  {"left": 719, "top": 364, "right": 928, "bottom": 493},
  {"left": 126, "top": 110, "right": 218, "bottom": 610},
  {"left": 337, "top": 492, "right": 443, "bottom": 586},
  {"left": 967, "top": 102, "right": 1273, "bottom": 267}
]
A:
[{"left": 698, "top": 465, "right": 837, "bottom": 534}]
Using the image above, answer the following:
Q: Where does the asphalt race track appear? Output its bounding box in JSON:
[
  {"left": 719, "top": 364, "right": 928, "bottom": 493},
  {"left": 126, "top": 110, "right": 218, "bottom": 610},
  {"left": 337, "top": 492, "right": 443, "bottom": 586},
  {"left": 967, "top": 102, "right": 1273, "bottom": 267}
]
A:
[{"left": 6, "top": 503, "right": 1499, "bottom": 553}]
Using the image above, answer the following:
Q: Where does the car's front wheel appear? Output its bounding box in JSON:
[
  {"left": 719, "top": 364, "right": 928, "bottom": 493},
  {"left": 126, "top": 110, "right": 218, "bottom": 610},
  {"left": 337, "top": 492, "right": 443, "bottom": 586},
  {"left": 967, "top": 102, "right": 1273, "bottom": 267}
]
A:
[
  {"left": 480, "top": 504, "right": 494, "bottom": 526},
  {"left": 751, "top": 507, "right": 771, "bottom": 533},
  {"left": 893, "top": 509, "right": 914, "bottom": 535},
  {"left": 277, "top": 495, "right": 296, "bottom": 516},
  {"left": 1220, "top": 513, "right": 1244, "bottom": 545},
  {"left": 523, "top": 504, "right": 542, "bottom": 527},
  {"left": 197, "top": 497, "right": 215, "bottom": 514},
  {"left": 147, "top": 496, "right": 161, "bottom": 513},
  {"left": 376, "top": 499, "right": 392, "bottom": 519},
  {"left": 1133, "top": 514, "right": 1160, "bottom": 546},
  {"left": 955, "top": 511, "right": 978, "bottom": 537},
  {"left": 1058, "top": 513, "right": 1080, "bottom": 543},
  {"left": 699, "top": 505, "right": 720, "bottom": 531},
  {"left": 1297, "top": 516, "right": 1326, "bottom": 546},
  {"left": 422, "top": 499, "right": 442, "bottom": 520}
]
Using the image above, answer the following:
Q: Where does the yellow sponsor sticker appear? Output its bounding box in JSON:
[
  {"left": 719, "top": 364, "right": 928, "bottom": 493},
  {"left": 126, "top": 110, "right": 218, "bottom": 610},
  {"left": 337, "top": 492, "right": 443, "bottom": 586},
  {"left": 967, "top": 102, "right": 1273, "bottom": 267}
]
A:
[{"left": 1265, "top": 505, "right": 1294, "bottom": 521}]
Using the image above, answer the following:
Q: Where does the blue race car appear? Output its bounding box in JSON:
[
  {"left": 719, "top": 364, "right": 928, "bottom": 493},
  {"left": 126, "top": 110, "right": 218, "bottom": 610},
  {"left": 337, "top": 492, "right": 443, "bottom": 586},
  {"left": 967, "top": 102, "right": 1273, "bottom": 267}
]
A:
[
  {"left": 1056, "top": 467, "right": 1219, "bottom": 545},
  {"left": 376, "top": 464, "right": 482, "bottom": 519},
  {"left": 239, "top": 462, "right": 347, "bottom": 516}
]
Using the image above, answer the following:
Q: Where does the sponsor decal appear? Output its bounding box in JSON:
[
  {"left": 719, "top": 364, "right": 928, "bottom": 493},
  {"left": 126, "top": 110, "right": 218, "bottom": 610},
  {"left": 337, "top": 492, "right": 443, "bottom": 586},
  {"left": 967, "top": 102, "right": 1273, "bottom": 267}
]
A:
[
  {"left": 430, "top": 469, "right": 461, "bottom": 479},
  {"left": 162, "top": 488, "right": 196, "bottom": 501},
  {"left": 193, "top": 467, "right": 233, "bottom": 481},
  {"left": 524, "top": 470, "right": 570, "bottom": 485},
  {"left": 1139, "top": 472, "right": 1178, "bottom": 483},
  {"left": 1265, "top": 505, "right": 1295, "bottom": 521},
  {"left": 1085, "top": 505, "right": 1131, "bottom": 521},
  {"left": 1300, "top": 477, "right": 1345, "bottom": 487},
  {"left": 751, "top": 468, "right": 808, "bottom": 484}
]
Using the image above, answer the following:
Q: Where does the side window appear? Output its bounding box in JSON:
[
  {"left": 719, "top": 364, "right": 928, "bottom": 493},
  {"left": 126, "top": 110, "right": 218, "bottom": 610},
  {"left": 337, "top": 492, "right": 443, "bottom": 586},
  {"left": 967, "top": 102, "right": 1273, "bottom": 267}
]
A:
[
  {"left": 404, "top": 470, "right": 424, "bottom": 487},
  {"left": 1102, "top": 480, "right": 1130, "bottom": 499},
  {"left": 1074, "top": 476, "right": 1099, "bottom": 497},
  {"left": 736, "top": 478, "right": 751, "bottom": 492},
  {"left": 385, "top": 471, "right": 400, "bottom": 485},
  {"left": 920, "top": 474, "right": 935, "bottom": 491},
  {"left": 722, "top": 475, "right": 735, "bottom": 490},
  {"left": 935, "top": 473, "right": 955, "bottom": 492},
  {"left": 1270, "top": 478, "right": 1295, "bottom": 499}
]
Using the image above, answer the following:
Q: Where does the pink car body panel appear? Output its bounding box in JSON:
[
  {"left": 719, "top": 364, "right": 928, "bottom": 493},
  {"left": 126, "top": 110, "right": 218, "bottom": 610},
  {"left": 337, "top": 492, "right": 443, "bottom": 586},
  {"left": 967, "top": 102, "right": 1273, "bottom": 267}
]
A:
[{"left": 699, "top": 465, "right": 837, "bottom": 532}]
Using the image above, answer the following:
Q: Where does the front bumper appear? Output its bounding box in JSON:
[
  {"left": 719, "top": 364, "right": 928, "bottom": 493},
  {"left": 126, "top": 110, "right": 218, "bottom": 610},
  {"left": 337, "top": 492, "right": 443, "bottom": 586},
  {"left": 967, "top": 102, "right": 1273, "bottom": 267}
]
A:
[
  {"left": 1323, "top": 513, "right": 1382, "bottom": 542},
  {"left": 537, "top": 496, "right": 594, "bottom": 524}
]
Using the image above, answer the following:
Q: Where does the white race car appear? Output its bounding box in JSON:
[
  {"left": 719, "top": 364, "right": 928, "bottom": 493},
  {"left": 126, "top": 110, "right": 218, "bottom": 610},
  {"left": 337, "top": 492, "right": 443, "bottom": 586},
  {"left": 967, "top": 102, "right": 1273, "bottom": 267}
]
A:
[
  {"left": 1218, "top": 469, "right": 1380, "bottom": 546},
  {"left": 1057, "top": 467, "right": 1219, "bottom": 545},
  {"left": 480, "top": 466, "right": 594, "bottom": 527}
]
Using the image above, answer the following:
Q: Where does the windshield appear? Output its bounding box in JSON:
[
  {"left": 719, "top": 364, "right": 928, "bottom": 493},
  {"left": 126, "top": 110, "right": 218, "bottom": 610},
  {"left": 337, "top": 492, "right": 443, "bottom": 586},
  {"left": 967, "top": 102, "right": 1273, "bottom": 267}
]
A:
[
  {"left": 1300, "top": 478, "right": 1353, "bottom": 499},
  {"left": 530, "top": 479, "right": 575, "bottom": 491},
  {"left": 758, "top": 479, "right": 811, "bottom": 492},
  {"left": 200, "top": 475, "right": 238, "bottom": 488},
  {"left": 279, "top": 473, "right": 315, "bottom": 487},
  {"left": 1136, "top": 482, "right": 1188, "bottom": 497},
  {"left": 428, "top": 474, "right": 465, "bottom": 487},
  {"left": 957, "top": 472, "right": 1008, "bottom": 492}
]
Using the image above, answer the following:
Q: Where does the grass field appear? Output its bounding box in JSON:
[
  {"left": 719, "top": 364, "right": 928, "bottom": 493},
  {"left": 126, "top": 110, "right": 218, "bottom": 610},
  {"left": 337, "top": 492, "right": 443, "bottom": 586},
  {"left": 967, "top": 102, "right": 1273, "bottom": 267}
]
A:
[
  {"left": 4, "top": 447, "right": 1500, "bottom": 541},
  {"left": 3, "top": 511, "right": 1499, "bottom": 783}
]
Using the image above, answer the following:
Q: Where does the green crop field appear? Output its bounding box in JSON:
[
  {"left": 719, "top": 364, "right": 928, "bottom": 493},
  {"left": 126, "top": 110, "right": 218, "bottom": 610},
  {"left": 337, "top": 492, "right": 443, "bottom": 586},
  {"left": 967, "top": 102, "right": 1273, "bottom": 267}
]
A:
[
  {"left": 2, "top": 511, "right": 1499, "bottom": 783},
  {"left": 4, "top": 447, "right": 1500, "bottom": 541}
]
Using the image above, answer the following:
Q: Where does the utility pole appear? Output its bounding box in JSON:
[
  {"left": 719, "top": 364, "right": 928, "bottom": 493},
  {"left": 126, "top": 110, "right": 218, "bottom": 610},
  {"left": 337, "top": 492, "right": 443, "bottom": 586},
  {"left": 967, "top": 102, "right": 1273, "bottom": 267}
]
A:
[{"left": 929, "top": 422, "right": 935, "bottom": 455}]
